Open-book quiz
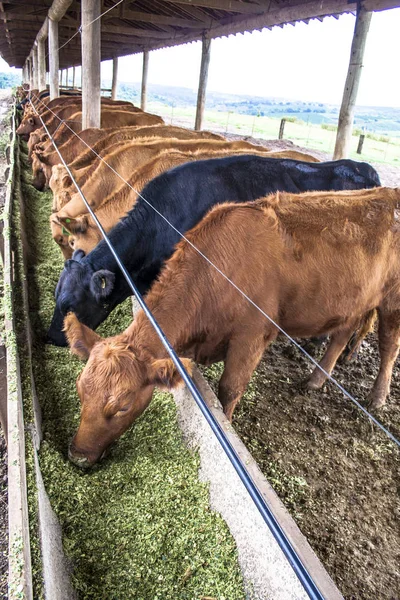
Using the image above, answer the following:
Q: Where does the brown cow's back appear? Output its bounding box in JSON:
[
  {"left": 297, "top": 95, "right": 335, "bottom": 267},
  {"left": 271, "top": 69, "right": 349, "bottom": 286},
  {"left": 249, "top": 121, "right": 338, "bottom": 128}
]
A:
[
  {"left": 65, "top": 186, "right": 400, "bottom": 464},
  {"left": 69, "top": 125, "right": 224, "bottom": 172},
  {"left": 62, "top": 148, "right": 322, "bottom": 254},
  {"left": 54, "top": 139, "right": 283, "bottom": 220}
]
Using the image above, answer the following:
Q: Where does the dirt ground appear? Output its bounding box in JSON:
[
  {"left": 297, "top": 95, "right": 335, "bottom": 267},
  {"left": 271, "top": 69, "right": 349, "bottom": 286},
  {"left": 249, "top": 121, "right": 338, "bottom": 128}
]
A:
[
  {"left": 204, "top": 131, "right": 400, "bottom": 600},
  {"left": 0, "top": 88, "right": 11, "bottom": 600}
]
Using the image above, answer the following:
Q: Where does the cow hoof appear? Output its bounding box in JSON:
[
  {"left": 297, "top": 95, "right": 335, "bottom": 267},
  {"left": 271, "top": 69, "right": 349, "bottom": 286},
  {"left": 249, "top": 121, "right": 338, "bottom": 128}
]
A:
[
  {"left": 304, "top": 376, "right": 325, "bottom": 391},
  {"left": 367, "top": 397, "right": 386, "bottom": 411}
]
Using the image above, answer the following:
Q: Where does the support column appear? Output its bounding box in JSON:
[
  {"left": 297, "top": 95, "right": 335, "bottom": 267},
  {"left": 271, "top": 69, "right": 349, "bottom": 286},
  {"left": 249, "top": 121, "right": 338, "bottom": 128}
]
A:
[
  {"left": 111, "top": 56, "right": 118, "bottom": 100},
  {"left": 37, "top": 39, "right": 46, "bottom": 91},
  {"left": 140, "top": 51, "right": 149, "bottom": 110},
  {"left": 72, "top": 66, "right": 76, "bottom": 88},
  {"left": 82, "top": 0, "right": 101, "bottom": 129},
  {"left": 29, "top": 58, "right": 34, "bottom": 90},
  {"left": 195, "top": 36, "right": 211, "bottom": 131},
  {"left": 32, "top": 47, "right": 39, "bottom": 90},
  {"left": 49, "top": 18, "right": 59, "bottom": 100},
  {"left": 333, "top": 5, "right": 372, "bottom": 160}
]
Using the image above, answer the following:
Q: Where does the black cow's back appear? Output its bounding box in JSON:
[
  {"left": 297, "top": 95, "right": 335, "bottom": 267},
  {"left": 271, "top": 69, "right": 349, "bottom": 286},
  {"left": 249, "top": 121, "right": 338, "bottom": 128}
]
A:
[{"left": 48, "top": 154, "right": 380, "bottom": 345}]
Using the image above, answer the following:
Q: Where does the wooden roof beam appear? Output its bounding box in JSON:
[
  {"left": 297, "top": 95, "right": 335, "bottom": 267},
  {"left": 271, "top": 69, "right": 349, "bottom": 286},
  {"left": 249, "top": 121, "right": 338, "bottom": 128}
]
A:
[
  {"left": 166, "top": 0, "right": 265, "bottom": 15},
  {"left": 164, "top": 3, "right": 215, "bottom": 23},
  {"left": 103, "top": 24, "right": 174, "bottom": 37},
  {"left": 102, "top": 8, "right": 209, "bottom": 28}
]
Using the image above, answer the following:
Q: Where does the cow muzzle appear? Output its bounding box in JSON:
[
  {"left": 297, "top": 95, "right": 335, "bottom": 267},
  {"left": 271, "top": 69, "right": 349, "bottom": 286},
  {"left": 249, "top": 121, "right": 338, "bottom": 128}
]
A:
[{"left": 68, "top": 442, "right": 108, "bottom": 469}]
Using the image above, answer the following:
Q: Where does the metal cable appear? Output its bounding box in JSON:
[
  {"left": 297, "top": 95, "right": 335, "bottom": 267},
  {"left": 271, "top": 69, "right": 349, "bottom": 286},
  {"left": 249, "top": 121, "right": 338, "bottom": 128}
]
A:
[
  {"left": 46, "top": 0, "right": 125, "bottom": 59},
  {"left": 29, "top": 93, "right": 400, "bottom": 449},
  {"left": 29, "top": 96, "right": 326, "bottom": 600}
]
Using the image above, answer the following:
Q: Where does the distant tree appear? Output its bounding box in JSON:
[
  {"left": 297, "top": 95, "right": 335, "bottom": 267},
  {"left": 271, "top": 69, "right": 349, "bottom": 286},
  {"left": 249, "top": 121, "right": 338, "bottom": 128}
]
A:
[{"left": 0, "top": 72, "right": 21, "bottom": 89}]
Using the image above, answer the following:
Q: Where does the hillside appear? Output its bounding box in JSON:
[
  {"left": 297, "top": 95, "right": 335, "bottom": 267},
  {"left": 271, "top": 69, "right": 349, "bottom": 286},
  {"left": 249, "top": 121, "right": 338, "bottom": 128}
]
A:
[{"left": 115, "top": 81, "right": 400, "bottom": 138}]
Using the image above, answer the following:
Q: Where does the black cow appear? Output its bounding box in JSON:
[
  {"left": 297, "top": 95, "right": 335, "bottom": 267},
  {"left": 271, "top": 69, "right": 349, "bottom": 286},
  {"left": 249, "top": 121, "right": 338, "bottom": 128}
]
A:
[{"left": 47, "top": 155, "right": 381, "bottom": 345}]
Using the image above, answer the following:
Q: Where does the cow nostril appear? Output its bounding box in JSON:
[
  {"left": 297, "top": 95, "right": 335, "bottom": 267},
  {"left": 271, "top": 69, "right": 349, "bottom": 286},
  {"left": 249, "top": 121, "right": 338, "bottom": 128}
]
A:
[{"left": 68, "top": 447, "right": 92, "bottom": 469}]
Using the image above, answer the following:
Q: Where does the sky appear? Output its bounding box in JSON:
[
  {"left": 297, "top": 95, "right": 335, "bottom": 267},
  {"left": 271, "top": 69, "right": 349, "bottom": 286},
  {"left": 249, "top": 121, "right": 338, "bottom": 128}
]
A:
[{"left": 1, "top": 6, "right": 400, "bottom": 107}]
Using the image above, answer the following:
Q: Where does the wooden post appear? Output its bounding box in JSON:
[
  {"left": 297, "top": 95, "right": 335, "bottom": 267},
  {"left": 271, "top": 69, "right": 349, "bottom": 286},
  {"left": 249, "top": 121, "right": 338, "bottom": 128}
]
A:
[
  {"left": 195, "top": 36, "right": 211, "bottom": 131},
  {"left": 72, "top": 66, "right": 76, "bottom": 88},
  {"left": 49, "top": 18, "right": 59, "bottom": 100},
  {"left": 111, "top": 57, "right": 118, "bottom": 100},
  {"left": 37, "top": 39, "right": 46, "bottom": 91},
  {"left": 356, "top": 133, "right": 365, "bottom": 154},
  {"left": 82, "top": 0, "right": 101, "bottom": 129},
  {"left": 32, "top": 47, "right": 38, "bottom": 90},
  {"left": 279, "top": 118, "right": 286, "bottom": 140},
  {"left": 140, "top": 51, "right": 149, "bottom": 110},
  {"left": 29, "top": 58, "right": 34, "bottom": 90},
  {"left": 333, "top": 5, "right": 372, "bottom": 159}
]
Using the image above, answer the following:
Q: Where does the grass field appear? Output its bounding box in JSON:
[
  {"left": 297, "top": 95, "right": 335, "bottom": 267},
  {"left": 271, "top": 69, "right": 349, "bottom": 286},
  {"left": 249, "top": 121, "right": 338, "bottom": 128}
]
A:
[{"left": 147, "top": 101, "right": 400, "bottom": 167}]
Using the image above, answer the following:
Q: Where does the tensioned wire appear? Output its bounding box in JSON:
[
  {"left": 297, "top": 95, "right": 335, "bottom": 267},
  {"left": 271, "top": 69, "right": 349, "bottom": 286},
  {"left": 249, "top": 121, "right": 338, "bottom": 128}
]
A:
[
  {"left": 29, "top": 92, "right": 400, "bottom": 449},
  {"left": 45, "top": 0, "right": 125, "bottom": 59},
  {"left": 28, "top": 95, "right": 327, "bottom": 600}
]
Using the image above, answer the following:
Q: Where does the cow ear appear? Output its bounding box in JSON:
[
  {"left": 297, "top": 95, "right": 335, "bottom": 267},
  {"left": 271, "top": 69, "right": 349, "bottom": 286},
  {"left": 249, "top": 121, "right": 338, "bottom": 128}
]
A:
[
  {"left": 64, "top": 313, "right": 102, "bottom": 360},
  {"left": 62, "top": 174, "right": 73, "bottom": 188},
  {"left": 58, "top": 215, "right": 88, "bottom": 234},
  {"left": 90, "top": 270, "right": 115, "bottom": 299},
  {"left": 148, "top": 358, "right": 193, "bottom": 388}
]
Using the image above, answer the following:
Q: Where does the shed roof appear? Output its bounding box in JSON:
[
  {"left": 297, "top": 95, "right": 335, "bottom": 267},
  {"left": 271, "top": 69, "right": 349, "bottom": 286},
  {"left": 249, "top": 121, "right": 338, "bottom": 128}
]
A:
[{"left": 1, "top": 0, "right": 399, "bottom": 69}]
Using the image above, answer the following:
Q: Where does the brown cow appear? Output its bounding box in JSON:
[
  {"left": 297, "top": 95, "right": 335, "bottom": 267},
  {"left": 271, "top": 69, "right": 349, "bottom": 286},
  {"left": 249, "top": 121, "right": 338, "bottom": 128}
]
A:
[
  {"left": 32, "top": 125, "right": 224, "bottom": 189},
  {"left": 65, "top": 186, "right": 400, "bottom": 467},
  {"left": 60, "top": 148, "right": 322, "bottom": 256},
  {"left": 50, "top": 145, "right": 318, "bottom": 258},
  {"left": 31, "top": 128, "right": 107, "bottom": 189},
  {"left": 17, "top": 102, "right": 151, "bottom": 138},
  {"left": 51, "top": 139, "right": 316, "bottom": 219}
]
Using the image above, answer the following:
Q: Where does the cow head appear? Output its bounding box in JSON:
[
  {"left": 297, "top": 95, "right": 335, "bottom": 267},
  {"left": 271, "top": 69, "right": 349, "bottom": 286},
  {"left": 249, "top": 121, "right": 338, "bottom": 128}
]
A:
[
  {"left": 16, "top": 115, "right": 39, "bottom": 137},
  {"left": 58, "top": 215, "right": 102, "bottom": 255},
  {"left": 49, "top": 165, "right": 75, "bottom": 210},
  {"left": 31, "top": 151, "right": 47, "bottom": 191},
  {"left": 50, "top": 215, "right": 74, "bottom": 260},
  {"left": 47, "top": 249, "right": 120, "bottom": 346},
  {"left": 27, "top": 131, "right": 44, "bottom": 160},
  {"left": 65, "top": 313, "right": 192, "bottom": 467}
]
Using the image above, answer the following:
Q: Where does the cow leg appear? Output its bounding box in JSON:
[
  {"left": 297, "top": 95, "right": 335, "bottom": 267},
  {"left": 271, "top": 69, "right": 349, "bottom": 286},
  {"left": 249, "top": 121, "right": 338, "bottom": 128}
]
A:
[
  {"left": 218, "top": 330, "right": 276, "bottom": 421},
  {"left": 306, "top": 325, "right": 357, "bottom": 390},
  {"left": 367, "top": 311, "right": 400, "bottom": 409}
]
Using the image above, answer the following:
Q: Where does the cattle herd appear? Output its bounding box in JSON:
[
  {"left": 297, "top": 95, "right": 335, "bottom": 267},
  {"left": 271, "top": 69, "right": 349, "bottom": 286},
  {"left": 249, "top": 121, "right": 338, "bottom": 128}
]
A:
[{"left": 16, "top": 87, "right": 399, "bottom": 468}]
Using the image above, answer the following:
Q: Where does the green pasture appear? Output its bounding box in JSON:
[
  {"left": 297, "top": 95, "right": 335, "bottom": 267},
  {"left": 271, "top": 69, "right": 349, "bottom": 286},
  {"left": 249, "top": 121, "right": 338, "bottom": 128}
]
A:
[{"left": 147, "top": 101, "right": 400, "bottom": 167}]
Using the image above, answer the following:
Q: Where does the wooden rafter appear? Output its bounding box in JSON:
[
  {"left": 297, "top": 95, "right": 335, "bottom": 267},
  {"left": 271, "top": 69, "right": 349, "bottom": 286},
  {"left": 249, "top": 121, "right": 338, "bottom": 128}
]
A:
[{"left": 1, "top": 0, "right": 399, "bottom": 68}]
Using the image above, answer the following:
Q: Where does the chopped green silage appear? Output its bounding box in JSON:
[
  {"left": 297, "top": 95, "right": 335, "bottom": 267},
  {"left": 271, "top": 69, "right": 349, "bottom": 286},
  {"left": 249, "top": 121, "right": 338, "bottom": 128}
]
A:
[
  {"left": 9, "top": 137, "right": 45, "bottom": 598},
  {"left": 17, "top": 139, "right": 246, "bottom": 600}
]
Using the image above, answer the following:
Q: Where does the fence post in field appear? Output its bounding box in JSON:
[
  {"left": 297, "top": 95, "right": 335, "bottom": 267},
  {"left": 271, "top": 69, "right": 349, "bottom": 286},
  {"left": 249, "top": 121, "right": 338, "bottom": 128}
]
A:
[
  {"left": 333, "top": 5, "right": 372, "bottom": 159},
  {"left": 279, "top": 118, "right": 286, "bottom": 140},
  {"left": 357, "top": 134, "right": 365, "bottom": 154}
]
